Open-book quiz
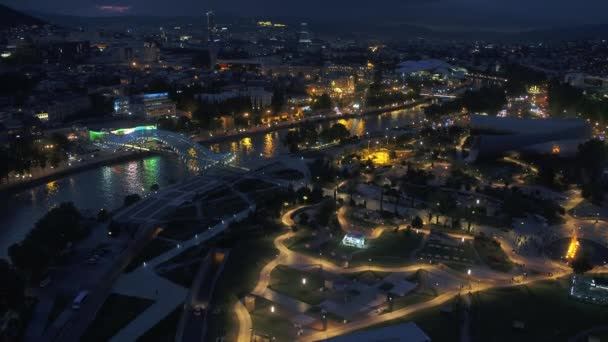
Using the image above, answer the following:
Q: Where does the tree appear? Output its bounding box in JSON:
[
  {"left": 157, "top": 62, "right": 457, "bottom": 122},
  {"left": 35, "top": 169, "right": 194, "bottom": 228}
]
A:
[
  {"left": 124, "top": 194, "right": 142, "bottom": 207},
  {"left": 271, "top": 88, "right": 285, "bottom": 113},
  {"left": 411, "top": 216, "right": 423, "bottom": 229},
  {"left": 571, "top": 255, "right": 593, "bottom": 274},
  {"left": 347, "top": 181, "right": 357, "bottom": 204},
  {"left": 97, "top": 208, "right": 109, "bottom": 222},
  {"left": 283, "top": 130, "right": 300, "bottom": 153},
  {"left": 0, "top": 259, "right": 24, "bottom": 312},
  {"left": 299, "top": 212, "right": 310, "bottom": 225},
  {"left": 9, "top": 202, "right": 84, "bottom": 276},
  {"left": 312, "top": 93, "right": 332, "bottom": 111},
  {"left": 320, "top": 123, "right": 350, "bottom": 143},
  {"left": 315, "top": 199, "right": 336, "bottom": 227}
]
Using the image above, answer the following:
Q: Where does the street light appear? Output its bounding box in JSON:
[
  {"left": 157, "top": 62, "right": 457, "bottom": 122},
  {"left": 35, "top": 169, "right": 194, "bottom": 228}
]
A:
[
  {"left": 270, "top": 305, "right": 275, "bottom": 313},
  {"left": 302, "top": 277, "right": 307, "bottom": 285}
]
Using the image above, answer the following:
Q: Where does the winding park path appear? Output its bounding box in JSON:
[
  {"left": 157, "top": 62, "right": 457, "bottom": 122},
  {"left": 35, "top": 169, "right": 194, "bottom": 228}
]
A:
[{"left": 234, "top": 204, "right": 574, "bottom": 342}]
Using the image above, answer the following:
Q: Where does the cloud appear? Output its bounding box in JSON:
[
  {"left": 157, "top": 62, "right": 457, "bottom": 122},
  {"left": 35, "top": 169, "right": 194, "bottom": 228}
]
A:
[{"left": 97, "top": 5, "right": 131, "bottom": 13}]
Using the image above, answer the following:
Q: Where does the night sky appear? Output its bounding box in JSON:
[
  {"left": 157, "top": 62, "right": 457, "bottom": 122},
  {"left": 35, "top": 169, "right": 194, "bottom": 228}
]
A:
[{"left": 2, "top": 0, "right": 608, "bottom": 29}]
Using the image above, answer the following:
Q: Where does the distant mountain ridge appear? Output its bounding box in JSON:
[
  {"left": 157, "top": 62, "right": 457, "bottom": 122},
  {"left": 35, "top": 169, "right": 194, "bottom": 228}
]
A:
[
  {"left": 0, "top": 4, "right": 45, "bottom": 29},
  {"left": 13, "top": 7, "right": 608, "bottom": 42}
]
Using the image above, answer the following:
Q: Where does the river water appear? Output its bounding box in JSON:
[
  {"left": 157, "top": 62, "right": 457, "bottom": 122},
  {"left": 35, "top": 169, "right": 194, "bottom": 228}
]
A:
[{"left": 0, "top": 108, "right": 423, "bottom": 256}]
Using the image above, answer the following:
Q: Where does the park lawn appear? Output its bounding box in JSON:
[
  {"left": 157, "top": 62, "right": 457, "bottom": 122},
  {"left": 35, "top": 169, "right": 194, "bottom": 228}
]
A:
[
  {"left": 205, "top": 232, "right": 279, "bottom": 342},
  {"left": 45, "top": 295, "right": 70, "bottom": 330},
  {"left": 286, "top": 229, "right": 353, "bottom": 267},
  {"left": 284, "top": 229, "right": 319, "bottom": 251},
  {"left": 136, "top": 304, "right": 182, "bottom": 342},
  {"left": 81, "top": 294, "right": 154, "bottom": 342},
  {"left": 269, "top": 265, "right": 327, "bottom": 305},
  {"left": 348, "top": 230, "right": 423, "bottom": 267},
  {"left": 355, "top": 296, "right": 462, "bottom": 342},
  {"left": 418, "top": 240, "right": 477, "bottom": 264},
  {"left": 162, "top": 263, "right": 199, "bottom": 288},
  {"left": 250, "top": 297, "right": 298, "bottom": 342},
  {"left": 391, "top": 291, "right": 437, "bottom": 311},
  {"left": 470, "top": 277, "right": 608, "bottom": 341},
  {"left": 125, "top": 238, "right": 174, "bottom": 272},
  {"left": 343, "top": 270, "right": 392, "bottom": 284},
  {"left": 473, "top": 238, "right": 513, "bottom": 272},
  {"left": 345, "top": 208, "right": 377, "bottom": 229},
  {"left": 426, "top": 223, "right": 473, "bottom": 236}
]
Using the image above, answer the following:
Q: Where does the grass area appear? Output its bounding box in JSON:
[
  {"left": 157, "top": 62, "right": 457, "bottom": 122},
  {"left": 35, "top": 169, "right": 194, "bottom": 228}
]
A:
[
  {"left": 204, "top": 226, "right": 281, "bottom": 342},
  {"left": 427, "top": 223, "right": 474, "bottom": 236},
  {"left": 355, "top": 296, "right": 462, "bottom": 342},
  {"left": 81, "top": 294, "right": 154, "bottom": 342},
  {"left": 345, "top": 208, "right": 378, "bottom": 229},
  {"left": 137, "top": 304, "right": 182, "bottom": 342},
  {"left": 125, "top": 238, "right": 174, "bottom": 272},
  {"left": 269, "top": 265, "right": 326, "bottom": 305},
  {"left": 473, "top": 236, "right": 513, "bottom": 272},
  {"left": 469, "top": 277, "right": 608, "bottom": 341},
  {"left": 392, "top": 291, "right": 437, "bottom": 311},
  {"left": 250, "top": 297, "right": 297, "bottom": 341},
  {"left": 285, "top": 229, "right": 350, "bottom": 267},
  {"left": 162, "top": 263, "right": 199, "bottom": 288},
  {"left": 343, "top": 270, "right": 391, "bottom": 285},
  {"left": 546, "top": 238, "right": 608, "bottom": 265},
  {"left": 348, "top": 230, "right": 423, "bottom": 267},
  {"left": 359, "top": 276, "right": 608, "bottom": 342},
  {"left": 418, "top": 239, "right": 476, "bottom": 265},
  {"left": 287, "top": 227, "right": 424, "bottom": 268},
  {"left": 45, "top": 295, "right": 70, "bottom": 330}
]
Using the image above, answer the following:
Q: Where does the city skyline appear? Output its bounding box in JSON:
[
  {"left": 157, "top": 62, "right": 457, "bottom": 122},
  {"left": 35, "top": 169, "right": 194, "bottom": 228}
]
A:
[{"left": 2, "top": 0, "right": 608, "bottom": 29}]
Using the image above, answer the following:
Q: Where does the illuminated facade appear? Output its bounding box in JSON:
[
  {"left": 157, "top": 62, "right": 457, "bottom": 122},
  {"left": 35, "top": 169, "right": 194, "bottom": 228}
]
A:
[
  {"left": 142, "top": 93, "right": 176, "bottom": 119},
  {"left": 342, "top": 232, "right": 366, "bottom": 248}
]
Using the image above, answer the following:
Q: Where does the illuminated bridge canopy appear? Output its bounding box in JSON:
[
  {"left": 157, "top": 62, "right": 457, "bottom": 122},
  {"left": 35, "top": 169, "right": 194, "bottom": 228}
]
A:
[{"left": 89, "top": 125, "right": 232, "bottom": 172}]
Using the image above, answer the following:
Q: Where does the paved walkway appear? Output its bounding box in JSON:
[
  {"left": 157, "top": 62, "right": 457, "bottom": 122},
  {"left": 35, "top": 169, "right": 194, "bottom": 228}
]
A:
[
  {"left": 234, "top": 298, "right": 252, "bottom": 342},
  {"left": 236, "top": 197, "right": 576, "bottom": 342}
]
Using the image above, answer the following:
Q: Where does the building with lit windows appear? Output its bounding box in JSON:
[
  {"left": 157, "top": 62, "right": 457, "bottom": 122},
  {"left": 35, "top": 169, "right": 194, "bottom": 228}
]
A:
[
  {"left": 141, "top": 93, "right": 176, "bottom": 119},
  {"left": 342, "top": 232, "right": 366, "bottom": 248}
]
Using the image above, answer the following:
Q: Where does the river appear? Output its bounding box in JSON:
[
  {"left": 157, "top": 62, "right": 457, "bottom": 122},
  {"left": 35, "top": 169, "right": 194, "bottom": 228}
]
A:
[{"left": 0, "top": 108, "right": 423, "bottom": 256}]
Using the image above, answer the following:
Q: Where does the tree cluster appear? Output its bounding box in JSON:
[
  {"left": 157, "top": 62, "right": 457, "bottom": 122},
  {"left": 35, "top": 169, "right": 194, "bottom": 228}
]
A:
[{"left": 8, "top": 202, "right": 86, "bottom": 277}]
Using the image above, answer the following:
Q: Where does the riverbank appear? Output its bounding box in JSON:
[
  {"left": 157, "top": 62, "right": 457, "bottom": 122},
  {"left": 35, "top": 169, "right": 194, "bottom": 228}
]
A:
[
  {"left": 195, "top": 100, "right": 428, "bottom": 145},
  {"left": 0, "top": 100, "right": 427, "bottom": 195},
  {"left": 0, "top": 150, "right": 157, "bottom": 195}
]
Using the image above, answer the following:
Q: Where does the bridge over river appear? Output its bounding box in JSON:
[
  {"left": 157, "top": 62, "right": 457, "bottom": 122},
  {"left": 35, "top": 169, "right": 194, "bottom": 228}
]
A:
[{"left": 89, "top": 125, "right": 234, "bottom": 172}]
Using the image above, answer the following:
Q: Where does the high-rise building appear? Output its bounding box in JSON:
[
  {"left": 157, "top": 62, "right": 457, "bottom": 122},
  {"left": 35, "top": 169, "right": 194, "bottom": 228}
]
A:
[
  {"left": 205, "top": 10, "right": 218, "bottom": 44},
  {"left": 143, "top": 40, "right": 159, "bottom": 63},
  {"left": 298, "top": 22, "right": 312, "bottom": 44}
]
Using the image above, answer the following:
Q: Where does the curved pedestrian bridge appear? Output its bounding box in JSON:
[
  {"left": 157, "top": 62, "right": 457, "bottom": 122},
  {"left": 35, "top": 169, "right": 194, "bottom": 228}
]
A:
[{"left": 89, "top": 125, "right": 233, "bottom": 172}]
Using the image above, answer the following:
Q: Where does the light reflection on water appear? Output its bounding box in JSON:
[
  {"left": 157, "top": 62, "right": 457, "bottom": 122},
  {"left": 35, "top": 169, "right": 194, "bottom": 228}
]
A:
[
  {"left": 0, "top": 155, "right": 194, "bottom": 256},
  {"left": 0, "top": 108, "right": 421, "bottom": 256}
]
